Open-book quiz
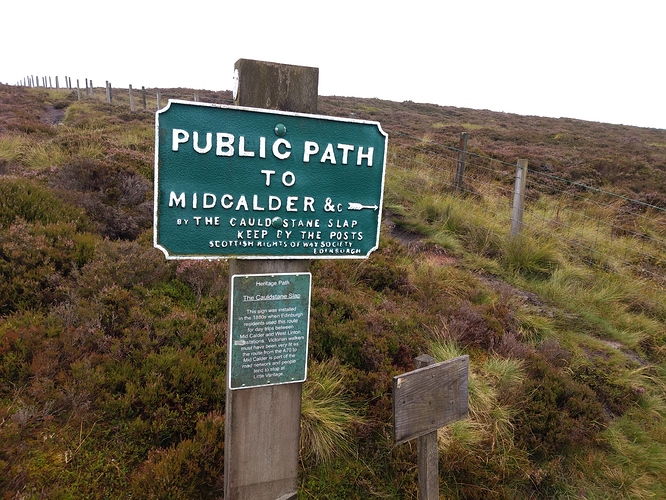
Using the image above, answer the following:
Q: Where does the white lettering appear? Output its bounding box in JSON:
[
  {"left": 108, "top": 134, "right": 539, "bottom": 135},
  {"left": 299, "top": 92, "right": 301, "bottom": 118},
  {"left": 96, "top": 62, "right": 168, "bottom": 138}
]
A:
[
  {"left": 239, "top": 136, "right": 254, "bottom": 157},
  {"left": 282, "top": 171, "right": 296, "bottom": 187},
  {"left": 216, "top": 133, "right": 235, "bottom": 156},
  {"left": 169, "top": 191, "right": 186, "bottom": 208},
  {"left": 193, "top": 131, "right": 212, "bottom": 154},
  {"left": 261, "top": 170, "right": 276, "bottom": 186},
  {"left": 172, "top": 129, "right": 189, "bottom": 151},
  {"left": 221, "top": 194, "right": 233, "bottom": 209},
  {"left": 269, "top": 196, "right": 281, "bottom": 210},
  {"left": 337, "top": 143, "right": 354, "bottom": 164},
  {"left": 286, "top": 196, "right": 298, "bottom": 212},
  {"left": 303, "top": 141, "right": 319, "bottom": 162},
  {"left": 320, "top": 143, "right": 336, "bottom": 164},
  {"left": 253, "top": 195, "right": 265, "bottom": 211},
  {"left": 203, "top": 193, "right": 216, "bottom": 208},
  {"left": 235, "top": 195, "right": 249, "bottom": 211},
  {"left": 272, "top": 138, "right": 291, "bottom": 160},
  {"left": 357, "top": 147, "right": 374, "bottom": 166},
  {"left": 259, "top": 137, "right": 266, "bottom": 158}
]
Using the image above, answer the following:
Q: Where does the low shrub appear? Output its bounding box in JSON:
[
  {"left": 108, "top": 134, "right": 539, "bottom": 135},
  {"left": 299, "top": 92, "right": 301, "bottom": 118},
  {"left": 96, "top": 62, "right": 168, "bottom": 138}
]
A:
[
  {"left": 514, "top": 353, "right": 608, "bottom": 459},
  {"left": 129, "top": 412, "right": 225, "bottom": 499},
  {"left": 0, "top": 178, "right": 87, "bottom": 229}
]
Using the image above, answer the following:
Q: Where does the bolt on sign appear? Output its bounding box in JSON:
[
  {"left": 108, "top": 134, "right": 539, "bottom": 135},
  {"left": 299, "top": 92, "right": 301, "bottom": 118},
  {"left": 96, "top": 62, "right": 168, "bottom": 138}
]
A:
[
  {"left": 229, "top": 273, "right": 311, "bottom": 389},
  {"left": 154, "top": 100, "right": 388, "bottom": 259}
]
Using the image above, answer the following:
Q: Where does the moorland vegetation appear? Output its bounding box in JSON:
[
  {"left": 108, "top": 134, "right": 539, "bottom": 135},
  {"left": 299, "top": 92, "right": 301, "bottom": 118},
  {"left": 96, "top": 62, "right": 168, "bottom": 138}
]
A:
[{"left": 1, "top": 83, "right": 666, "bottom": 499}]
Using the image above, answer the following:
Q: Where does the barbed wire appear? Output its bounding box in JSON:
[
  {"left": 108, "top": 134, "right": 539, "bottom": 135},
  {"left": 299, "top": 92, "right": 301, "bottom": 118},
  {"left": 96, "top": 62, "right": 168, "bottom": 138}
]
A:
[{"left": 385, "top": 129, "right": 666, "bottom": 291}]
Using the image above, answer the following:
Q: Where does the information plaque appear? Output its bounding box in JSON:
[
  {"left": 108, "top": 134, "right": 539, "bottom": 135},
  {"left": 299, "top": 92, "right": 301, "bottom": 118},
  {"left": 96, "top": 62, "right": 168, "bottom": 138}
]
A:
[{"left": 228, "top": 272, "right": 311, "bottom": 389}]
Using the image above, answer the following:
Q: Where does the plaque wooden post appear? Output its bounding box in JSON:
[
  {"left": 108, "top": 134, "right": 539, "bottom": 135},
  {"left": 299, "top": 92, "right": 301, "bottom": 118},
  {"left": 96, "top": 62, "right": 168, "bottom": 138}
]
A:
[{"left": 224, "top": 59, "right": 318, "bottom": 500}]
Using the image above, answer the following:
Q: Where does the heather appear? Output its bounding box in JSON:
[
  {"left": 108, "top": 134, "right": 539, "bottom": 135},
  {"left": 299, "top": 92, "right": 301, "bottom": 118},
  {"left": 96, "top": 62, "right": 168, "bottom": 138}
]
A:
[{"left": 1, "top": 84, "right": 666, "bottom": 498}]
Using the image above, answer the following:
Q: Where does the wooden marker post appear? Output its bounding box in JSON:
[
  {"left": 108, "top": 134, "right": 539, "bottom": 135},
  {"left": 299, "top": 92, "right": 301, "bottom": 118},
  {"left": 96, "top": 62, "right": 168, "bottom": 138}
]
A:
[
  {"left": 223, "top": 59, "right": 318, "bottom": 500},
  {"left": 153, "top": 58, "right": 386, "bottom": 499},
  {"left": 394, "top": 355, "right": 469, "bottom": 499}
]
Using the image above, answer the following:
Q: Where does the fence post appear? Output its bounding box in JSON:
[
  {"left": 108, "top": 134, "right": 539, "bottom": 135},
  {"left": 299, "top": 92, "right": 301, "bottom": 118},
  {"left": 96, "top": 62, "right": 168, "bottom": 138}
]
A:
[
  {"left": 454, "top": 132, "right": 468, "bottom": 192},
  {"left": 142, "top": 86, "right": 147, "bottom": 110},
  {"left": 510, "top": 159, "right": 528, "bottom": 239},
  {"left": 76, "top": 79, "right": 81, "bottom": 101},
  {"left": 55, "top": 76, "right": 59, "bottom": 89},
  {"left": 90, "top": 80, "right": 94, "bottom": 98},
  {"left": 129, "top": 84, "right": 135, "bottom": 112}
]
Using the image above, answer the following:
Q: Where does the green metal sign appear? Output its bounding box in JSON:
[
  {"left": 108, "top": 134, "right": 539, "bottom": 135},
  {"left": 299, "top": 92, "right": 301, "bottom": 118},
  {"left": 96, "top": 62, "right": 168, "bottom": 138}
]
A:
[
  {"left": 228, "top": 273, "right": 311, "bottom": 389},
  {"left": 154, "top": 100, "right": 388, "bottom": 259}
]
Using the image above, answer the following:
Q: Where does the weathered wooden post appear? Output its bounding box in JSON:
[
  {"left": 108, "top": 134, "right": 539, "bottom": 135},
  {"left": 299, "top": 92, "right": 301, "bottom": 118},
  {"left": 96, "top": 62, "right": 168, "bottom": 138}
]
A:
[
  {"left": 394, "top": 354, "right": 469, "bottom": 499},
  {"left": 142, "top": 86, "right": 147, "bottom": 110},
  {"left": 453, "top": 132, "right": 468, "bottom": 192},
  {"left": 223, "top": 59, "right": 317, "bottom": 500},
  {"left": 76, "top": 79, "right": 81, "bottom": 101},
  {"left": 510, "top": 159, "right": 528, "bottom": 239},
  {"left": 153, "top": 58, "right": 387, "bottom": 500},
  {"left": 129, "top": 84, "right": 135, "bottom": 112}
]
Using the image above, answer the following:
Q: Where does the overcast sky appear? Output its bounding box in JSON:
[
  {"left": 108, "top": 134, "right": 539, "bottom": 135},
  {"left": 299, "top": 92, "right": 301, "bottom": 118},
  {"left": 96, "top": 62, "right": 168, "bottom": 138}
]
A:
[{"left": 3, "top": 0, "right": 664, "bottom": 129}]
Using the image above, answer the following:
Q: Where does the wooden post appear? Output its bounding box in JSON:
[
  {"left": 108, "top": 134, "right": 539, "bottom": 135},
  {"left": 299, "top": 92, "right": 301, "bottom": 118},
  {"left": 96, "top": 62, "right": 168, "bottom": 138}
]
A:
[
  {"left": 129, "top": 84, "right": 135, "bottom": 112},
  {"left": 394, "top": 355, "right": 469, "bottom": 500},
  {"left": 89, "top": 81, "right": 94, "bottom": 98},
  {"left": 224, "top": 59, "right": 318, "bottom": 500},
  {"left": 510, "top": 159, "right": 528, "bottom": 239},
  {"left": 76, "top": 79, "right": 81, "bottom": 101},
  {"left": 453, "top": 132, "right": 468, "bottom": 192},
  {"left": 415, "top": 355, "right": 439, "bottom": 500},
  {"left": 142, "top": 86, "right": 147, "bottom": 110},
  {"left": 55, "top": 76, "right": 59, "bottom": 89}
]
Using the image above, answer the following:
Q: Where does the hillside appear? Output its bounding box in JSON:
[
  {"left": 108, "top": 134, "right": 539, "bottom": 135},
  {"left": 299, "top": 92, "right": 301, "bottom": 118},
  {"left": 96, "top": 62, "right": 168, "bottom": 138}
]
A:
[{"left": 1, "top": 84, "right": 666, "bottom": 499}]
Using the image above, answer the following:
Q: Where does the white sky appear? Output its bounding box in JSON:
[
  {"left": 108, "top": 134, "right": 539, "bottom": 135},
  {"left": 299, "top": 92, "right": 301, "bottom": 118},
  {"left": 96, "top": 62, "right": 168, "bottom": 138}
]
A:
[{"left": 3, "top": 0, "right": 665, "bottom": 129}]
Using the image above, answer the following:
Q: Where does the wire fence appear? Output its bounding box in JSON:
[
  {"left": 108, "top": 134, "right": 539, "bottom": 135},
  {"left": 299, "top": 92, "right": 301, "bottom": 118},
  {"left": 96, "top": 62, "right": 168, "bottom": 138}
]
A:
[
  {"left": 16, "top": 76, "right": 235, "bottom": 110},
  {"left": 386, "top": 131, "right": 666, "bottom": 291},
  {"left": 17, "top": 77, "right": 666, "bottom": 289}
]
